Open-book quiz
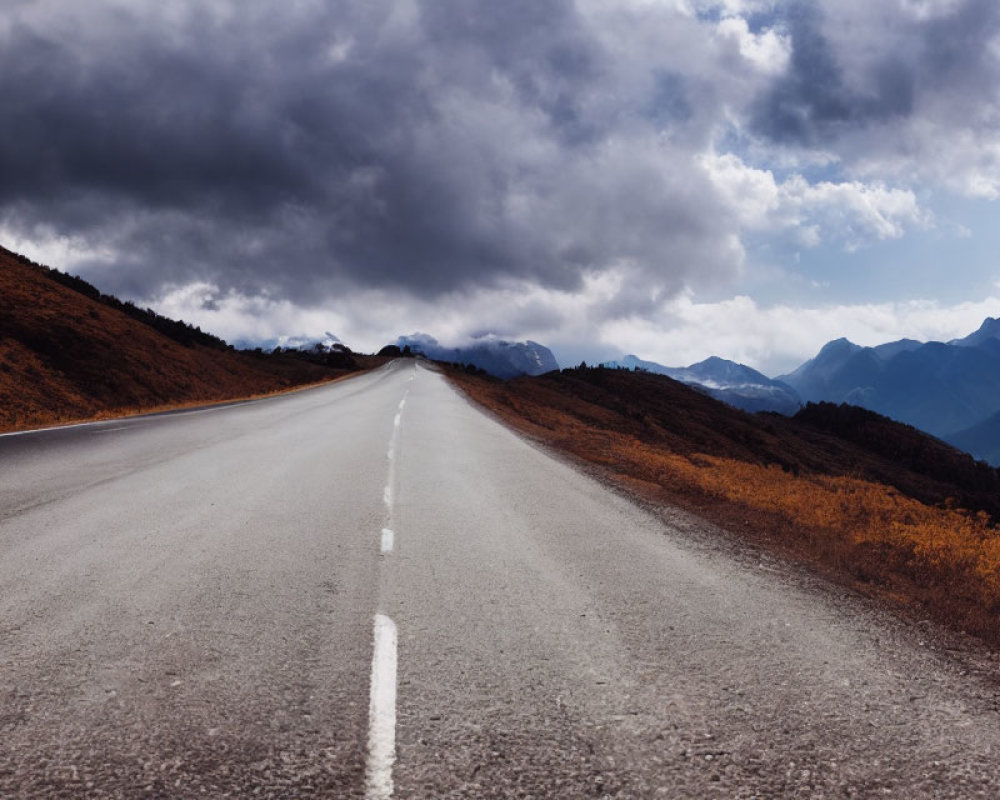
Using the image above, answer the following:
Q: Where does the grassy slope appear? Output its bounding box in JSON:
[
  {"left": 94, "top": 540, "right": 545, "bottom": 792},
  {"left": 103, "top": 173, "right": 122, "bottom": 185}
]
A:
[
  {"left": 0, "top": 247, "right": 345, "bottom": 431},
  {"left": 450, "top": 366, "right": 1000, "bottom": 644}
]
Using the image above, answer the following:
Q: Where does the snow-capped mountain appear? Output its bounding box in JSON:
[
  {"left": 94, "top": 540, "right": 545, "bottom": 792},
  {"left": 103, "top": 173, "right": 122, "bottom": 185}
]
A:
[
  {"left": 233, "top": 331, "right": 343, "bottom": 352},
  {"left": 395, "top": 333, "right": 559, "bottom": 379},
  {"left": 602, "top": 354, "right": 802, "bottom": 415}
]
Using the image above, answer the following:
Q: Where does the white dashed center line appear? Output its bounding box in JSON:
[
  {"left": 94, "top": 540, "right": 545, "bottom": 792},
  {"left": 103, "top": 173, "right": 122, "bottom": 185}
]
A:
[
  {"left": 383, "top": 389, "right": 409, "bottom": 516},
  {"left": 366, "top": 387, "right": 408, "bottom": 794},
  {"left": 365, "top": 614, "right": 398, "bottom": 800}
]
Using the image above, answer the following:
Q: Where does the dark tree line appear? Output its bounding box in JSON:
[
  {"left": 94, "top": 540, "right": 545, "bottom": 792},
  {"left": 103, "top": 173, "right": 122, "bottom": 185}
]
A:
[
  {"left": 795, "top": 401, "right": 1000, "bottom": 511},
  {"left": 3, "top": 244, "right": 230, "bottom": 350}
]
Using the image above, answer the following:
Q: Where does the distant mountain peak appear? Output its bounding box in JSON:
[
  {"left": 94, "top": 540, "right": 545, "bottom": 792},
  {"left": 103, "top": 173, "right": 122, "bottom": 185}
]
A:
[
  {"left": 233, "top": 331, "right": 342, "bottom": 352},
  {"left": 778, "top": 316, "right": 1000, "bottom": 446},
  {"left": 397, "top": 332, "right": 439, "bottom": 349},
  {"left": 394, "top": 333, "right": 558, "bottom": 378},
  {"left": 818, "top": 337, "right": 861, "bottom": 355},
  {"left": 872, "top": 338, "right": 923, "bottom": 361},
  {"left": 600, "top": 354, "right": 801, "bottom": 415},
  {"left": 952, "top": 316, "right": 1000, "bottom": 347},
  {"left": 777, "top": 336, "right": 868, "bottom": 390}
]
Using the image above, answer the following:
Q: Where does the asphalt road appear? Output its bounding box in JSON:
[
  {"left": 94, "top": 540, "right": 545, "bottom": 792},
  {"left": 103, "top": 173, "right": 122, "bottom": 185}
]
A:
[{"left": 3, "top": 359, "right": 1000, "bottom": 798}]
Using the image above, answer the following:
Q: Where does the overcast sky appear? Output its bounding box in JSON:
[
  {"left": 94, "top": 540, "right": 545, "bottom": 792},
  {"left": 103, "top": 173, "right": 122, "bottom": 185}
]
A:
[{"left": 4, "top": 0, "right": 1000, "bottom": 374}]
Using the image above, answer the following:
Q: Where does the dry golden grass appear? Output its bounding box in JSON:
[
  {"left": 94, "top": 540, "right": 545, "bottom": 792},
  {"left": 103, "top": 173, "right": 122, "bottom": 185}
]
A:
[{"left": 450, "top": 367, "right": 1000, "bottom": 643}]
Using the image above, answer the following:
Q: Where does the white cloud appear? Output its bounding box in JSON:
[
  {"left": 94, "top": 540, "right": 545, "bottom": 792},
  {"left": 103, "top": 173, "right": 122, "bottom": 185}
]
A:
[
  {"left": 147, "top": 268, "right": 633, "bottom": 357},
  {"left": 715, "top": 17, "right": 791, "bottom": 76},
  {"left": 785, "top": 176, "right": 930, "bottom": 246},
  {"left": 905, "top": 122, "right": 1000, "bottom": 200},
  {"left": 600, "top": 292, "right": 1000, "bottom": 376},
  {"left": 778, "top": 0, "right": 1000, "bottom": 201},
  {"left": 701, "top": 152, "right": 931, "bottom": 248},
  {"left": 149, "top": 274, "right": 1000, "bottom": 383},
  {"left": 150, "top": 282, "right": 354, "bottom": 346},
  {"left": 0, "top": 222, "right": 115, "bottom": 272},
  {"left": 700, "top": 151, "right": 781, "bottom": 228}
]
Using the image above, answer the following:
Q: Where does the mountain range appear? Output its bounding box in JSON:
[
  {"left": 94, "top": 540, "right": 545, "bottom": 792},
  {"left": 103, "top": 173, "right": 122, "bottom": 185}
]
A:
[
  {"left": 232, "top": 331, "right": 344, "bottom": 353},
  {"left": 163, "top": 309, "right": 1000, "bottom": 464},
  {"left": 597, "top": 317, "right": 1000, "bottom": 465},
  {"left": 236, "top": 330, "right": 560, "bottom": 380},
  {"left": 775, "top": 318, "right": 1000, "bottom": 462},
  {"left": 384, "top": 314, "right": 1000, "bottom": 467},
  {"left": 601, "top": 354, "right": 802, "bottom": 415},
  {"left": 394, "top": 333, "right": 559, "bottom": 379}
]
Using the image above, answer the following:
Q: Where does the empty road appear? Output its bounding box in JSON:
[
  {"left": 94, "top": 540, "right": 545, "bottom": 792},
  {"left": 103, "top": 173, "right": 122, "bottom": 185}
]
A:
[{"left": 2, "top": 359, "right": 1000, "bottom": 798}]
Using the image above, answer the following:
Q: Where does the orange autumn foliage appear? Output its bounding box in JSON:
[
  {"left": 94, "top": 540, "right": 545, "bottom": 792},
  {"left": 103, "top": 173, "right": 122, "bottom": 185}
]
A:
[{"left": 613, "top": 439, "right": 1000, "bottom": 601}]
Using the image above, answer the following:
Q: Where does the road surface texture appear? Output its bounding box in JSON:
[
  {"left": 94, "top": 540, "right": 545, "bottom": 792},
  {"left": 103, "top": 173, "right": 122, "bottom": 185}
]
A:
[{"left": 2, "top": 359, "right": 1000, "bottom": 798}]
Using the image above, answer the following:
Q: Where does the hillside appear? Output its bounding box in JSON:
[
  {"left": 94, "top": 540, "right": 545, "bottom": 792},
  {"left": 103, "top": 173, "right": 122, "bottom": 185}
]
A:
[
  {"left": 0, "top": 246, "right": 351, "bottom": 431},
  {"left": 449, "top": 365, "right": 1000, "bottom": 643},
  {"left": 948, "top": 411, "right": 1000, "bottom": 466},
  {"left": 601, "top": 354, "right": 802, "bottom": 415}
]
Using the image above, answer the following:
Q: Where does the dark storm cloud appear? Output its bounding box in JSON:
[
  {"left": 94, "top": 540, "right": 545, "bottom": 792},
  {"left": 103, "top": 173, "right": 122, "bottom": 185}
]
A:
[
  {"left": 917, "top": 0, "right": 1000, "bottom": 90},
  {"left": 0, "top": 0, "right": 741, "bottom": 306},
  {"left": 751, "top": 3, "right": 910, "bottom": 144},
  {"left": 751, "top": 0, "right": 1000, "bottom": 150},
  {"left": 418, "top": 0, "right": 606, "bottom": 145}
]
